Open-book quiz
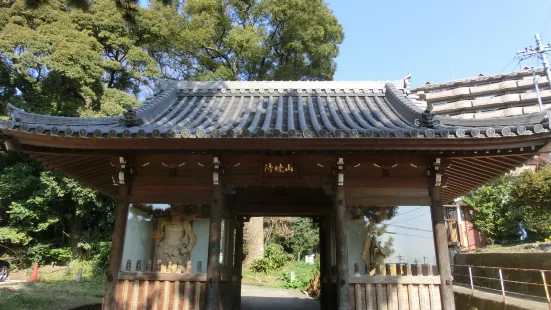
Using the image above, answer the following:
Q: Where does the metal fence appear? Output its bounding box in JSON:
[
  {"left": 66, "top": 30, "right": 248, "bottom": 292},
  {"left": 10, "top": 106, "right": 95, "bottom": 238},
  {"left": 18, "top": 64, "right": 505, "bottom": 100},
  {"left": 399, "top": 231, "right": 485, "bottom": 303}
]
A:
[{"left": 452, "top": 264, "right": 550, "bottom": 309}]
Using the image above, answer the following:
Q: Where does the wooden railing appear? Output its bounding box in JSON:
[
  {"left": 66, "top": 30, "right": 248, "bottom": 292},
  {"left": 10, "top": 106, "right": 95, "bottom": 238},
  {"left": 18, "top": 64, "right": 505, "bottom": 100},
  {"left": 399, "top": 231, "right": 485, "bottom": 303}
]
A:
[
  {"left": 349, "top": 263, "right": 442, "bottom": 310},
  {"left": 114, "top": 260, "right": 233, "bottom": 310}
]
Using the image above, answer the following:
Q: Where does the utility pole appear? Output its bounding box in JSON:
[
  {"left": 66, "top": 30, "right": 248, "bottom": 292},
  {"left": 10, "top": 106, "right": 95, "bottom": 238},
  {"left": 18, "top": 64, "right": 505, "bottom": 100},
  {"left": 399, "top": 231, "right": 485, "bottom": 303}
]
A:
[
  {"left": 397, "top": 254, "right": 403, "bottom": 264},
  {"left": 423, "top": 256, "right": 427, "bottom": 264},
  {"left": 517, "top": 34, "right": 551, "bottom": 111}
]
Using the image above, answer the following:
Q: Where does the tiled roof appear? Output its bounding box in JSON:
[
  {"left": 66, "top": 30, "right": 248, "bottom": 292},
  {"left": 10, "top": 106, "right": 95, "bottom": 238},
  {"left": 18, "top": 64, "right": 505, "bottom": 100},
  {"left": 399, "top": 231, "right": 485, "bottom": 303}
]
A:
[{"left": 3, "top": 80, "right": 550, "bottom": 139}]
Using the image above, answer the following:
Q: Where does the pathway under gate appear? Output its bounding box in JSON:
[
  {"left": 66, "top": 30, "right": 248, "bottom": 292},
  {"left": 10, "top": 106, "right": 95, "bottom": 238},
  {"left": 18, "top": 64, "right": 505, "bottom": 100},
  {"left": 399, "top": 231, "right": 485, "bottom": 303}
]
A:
[{"left": 241, "top": 284, "right": 320, "bottom": 310}]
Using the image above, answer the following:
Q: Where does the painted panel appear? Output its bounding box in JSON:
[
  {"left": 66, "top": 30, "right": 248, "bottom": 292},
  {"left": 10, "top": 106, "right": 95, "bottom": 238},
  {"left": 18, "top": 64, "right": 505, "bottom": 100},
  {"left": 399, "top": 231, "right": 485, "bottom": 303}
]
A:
[
  {"left": 121, "top": 206, "right": 154, "bottom": 271},
  {"left": 190, "top": 218, "right": 209, "bottom": 273}
]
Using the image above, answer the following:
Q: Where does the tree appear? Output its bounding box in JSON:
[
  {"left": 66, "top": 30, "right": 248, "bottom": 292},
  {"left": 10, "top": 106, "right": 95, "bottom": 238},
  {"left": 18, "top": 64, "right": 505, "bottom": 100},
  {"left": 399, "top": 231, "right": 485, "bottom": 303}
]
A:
[
  {"left": 0, "top": 0, "right": 344, "bottom": 267},
  {"left": 463, "top": 166, "right": 551, "bottom": 244},
  {"left": 462, "top": 175, "right": 520, "bottom": 244},
  {"left": 509, "top": 166, "right": 551, "bottom": 238},
  {"left": 361, "top": 206, "right": 396, "bottom": 266}
]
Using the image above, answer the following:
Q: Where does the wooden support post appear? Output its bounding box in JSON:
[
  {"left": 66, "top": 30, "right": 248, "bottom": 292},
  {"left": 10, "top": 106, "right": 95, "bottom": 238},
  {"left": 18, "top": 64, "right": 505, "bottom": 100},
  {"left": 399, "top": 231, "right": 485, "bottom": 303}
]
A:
[
  {"left": 334, "top": 157, "right": 349, "bottom": 310},
  {"left": 233, "top": 220, "right": 244, "bottom": 310},
  {"left": 206, "top": 156, "right": 223, "bottom": 310},
  {"left": 104, "top": 157, "right": 131, "bottom": 310},
  {"left": 430, "top": 158, "right": 456, "bottom": 310},
  {"left": 319, "top": 217, "right": 328, "bottom": 310},
  {"left": 225, "top": 218, "right": 236, "bottom": 310}
]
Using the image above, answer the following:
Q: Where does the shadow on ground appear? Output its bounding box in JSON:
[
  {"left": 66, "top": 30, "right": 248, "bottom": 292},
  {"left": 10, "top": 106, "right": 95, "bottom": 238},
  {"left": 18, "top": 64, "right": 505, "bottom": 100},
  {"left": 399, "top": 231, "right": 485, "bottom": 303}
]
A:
[
  {"left": 241, "top": 284, "right": 319, "bottom": 310},
  {"left": 241, "top": 296, "right": 319, "bottom": 310}
]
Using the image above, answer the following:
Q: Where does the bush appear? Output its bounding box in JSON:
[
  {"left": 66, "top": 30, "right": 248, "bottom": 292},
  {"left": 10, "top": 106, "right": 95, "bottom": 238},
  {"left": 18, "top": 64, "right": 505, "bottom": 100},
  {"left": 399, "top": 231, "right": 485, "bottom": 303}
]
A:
[
  {"left": 249, "top": 243, "right": 293, "bottom": 273},
  {"left": 26, "top": 245, "right": 72, "bottom": 266},
  {"left": 278, "top": 271, "right": 309, "bottom": 289},
  {"left": 92, "top": 241, "right": 111, "bottom": 277}
]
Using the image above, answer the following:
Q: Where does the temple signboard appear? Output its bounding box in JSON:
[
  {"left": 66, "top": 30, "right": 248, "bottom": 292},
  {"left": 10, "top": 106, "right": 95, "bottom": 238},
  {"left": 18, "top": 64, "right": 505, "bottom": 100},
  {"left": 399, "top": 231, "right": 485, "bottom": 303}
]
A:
[{"left": 261, "top": 157, "right": 296, "bottom": 179}]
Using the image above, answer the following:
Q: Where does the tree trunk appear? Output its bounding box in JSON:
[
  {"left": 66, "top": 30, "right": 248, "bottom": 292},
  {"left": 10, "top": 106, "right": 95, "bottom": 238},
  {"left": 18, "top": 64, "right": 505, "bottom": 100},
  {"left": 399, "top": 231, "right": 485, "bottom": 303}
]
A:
[
  {"left": 70, "top": 213, "right": 83, "bottom": 259},
  {"left": 242, "top": 217, "right": 264, "bottom": 268}
]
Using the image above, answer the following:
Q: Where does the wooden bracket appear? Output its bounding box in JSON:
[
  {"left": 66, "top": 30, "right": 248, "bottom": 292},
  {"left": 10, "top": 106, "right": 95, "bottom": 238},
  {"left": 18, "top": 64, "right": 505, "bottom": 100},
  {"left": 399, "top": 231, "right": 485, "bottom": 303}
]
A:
[
  {"left": 118, "top": 157, "right": 126, "bottom": 184},
  {"left": 213, "top": 156, "right": 220, "bottom": 185},
  {"left": 433, "top": 157, "right": 442, "bottom": 187},
  {"left": 336, "top": 157, "right": 344, "bottom": 186}
]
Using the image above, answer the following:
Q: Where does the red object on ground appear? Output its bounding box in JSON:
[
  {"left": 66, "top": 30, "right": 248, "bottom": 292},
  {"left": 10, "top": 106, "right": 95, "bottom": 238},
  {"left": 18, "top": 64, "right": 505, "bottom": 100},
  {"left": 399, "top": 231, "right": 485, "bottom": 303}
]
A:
[{"left": 28, "top": 264, "right": 39, "bottom": 281}]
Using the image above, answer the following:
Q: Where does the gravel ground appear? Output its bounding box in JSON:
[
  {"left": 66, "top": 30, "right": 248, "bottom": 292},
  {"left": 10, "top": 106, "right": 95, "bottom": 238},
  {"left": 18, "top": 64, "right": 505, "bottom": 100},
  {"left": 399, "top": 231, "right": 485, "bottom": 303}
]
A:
[{"left": 241, "top": 284, "right": 319, "bottom": 310}]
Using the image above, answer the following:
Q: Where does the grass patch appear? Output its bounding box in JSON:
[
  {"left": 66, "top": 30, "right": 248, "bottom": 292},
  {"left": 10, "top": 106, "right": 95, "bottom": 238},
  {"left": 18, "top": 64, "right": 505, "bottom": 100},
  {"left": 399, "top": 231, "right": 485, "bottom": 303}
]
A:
[
  {"left": 243, "top": 260, "right": 318, "bottom": 290},
  {"left": 0, "top": 260, "right": 105, "bottom": 310},
  {"left": 0, "top": 280, "right": 104, "bottom": 310}
]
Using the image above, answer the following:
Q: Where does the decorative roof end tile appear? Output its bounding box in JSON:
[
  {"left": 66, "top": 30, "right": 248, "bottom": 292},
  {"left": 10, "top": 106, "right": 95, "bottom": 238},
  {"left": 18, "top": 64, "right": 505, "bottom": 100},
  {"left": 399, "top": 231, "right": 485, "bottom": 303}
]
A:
[{"left": 119, "top": 105, "right": 144, "bottom": 127}]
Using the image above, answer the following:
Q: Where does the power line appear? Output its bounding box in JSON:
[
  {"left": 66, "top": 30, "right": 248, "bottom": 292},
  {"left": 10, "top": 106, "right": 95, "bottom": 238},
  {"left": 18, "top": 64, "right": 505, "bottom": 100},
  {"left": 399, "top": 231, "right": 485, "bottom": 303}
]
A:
[
  {"left": 517, "top": 34, "right": 551, "bottom": 94},
  {"left": 386, "top": 231, "right": 433, "bottom": 240},
  {"left": 386, "top": 224, "right": 433, "bottom": 233},
  {"left": 541, "top": 3, "right": 551, "bottom": 39},
  {"left": 387, "top": 211, "right": 430, "bottom": 225},
  {"left": 391, "top": 206, "right": 424, "bottom": 219}
]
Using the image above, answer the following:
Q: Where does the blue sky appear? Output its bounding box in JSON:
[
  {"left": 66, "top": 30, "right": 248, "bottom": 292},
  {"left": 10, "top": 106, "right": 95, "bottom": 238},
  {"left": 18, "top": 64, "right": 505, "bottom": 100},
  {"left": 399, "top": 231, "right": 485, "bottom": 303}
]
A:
[{"left": 328, "top": 0, "right": 551, "bottom": 86}]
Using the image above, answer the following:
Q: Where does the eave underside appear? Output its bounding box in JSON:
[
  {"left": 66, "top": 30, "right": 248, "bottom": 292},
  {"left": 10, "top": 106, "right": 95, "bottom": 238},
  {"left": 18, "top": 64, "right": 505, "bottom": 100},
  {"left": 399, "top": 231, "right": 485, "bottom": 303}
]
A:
[{"left": 14, "top": 141, "right": 544, "bottom": 211}]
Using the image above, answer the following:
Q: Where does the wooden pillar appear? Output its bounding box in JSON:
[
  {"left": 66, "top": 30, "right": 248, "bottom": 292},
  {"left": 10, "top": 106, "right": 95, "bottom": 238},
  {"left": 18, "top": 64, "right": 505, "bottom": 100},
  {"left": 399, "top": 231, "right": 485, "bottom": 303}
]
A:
[
  {"left": 225, "top": 218, "right": 236, "bottom": 310},
  {"left": 334, "top": 158, "right": 349, "bottom": 310},
  {"left": 233, "top": 220, "right": 244, "bottom": 310},
  {"left": 206, "top": 157, "right": 223, "bottom": 310},
  {"left": 104, "top": 157, "right": 131, "bottom": 310},
  {"left": 430, "top": 158, "right": 456, "bottom": 310},
  {"left": 319, "top": 217, "right": 332, "bottom": 310}
]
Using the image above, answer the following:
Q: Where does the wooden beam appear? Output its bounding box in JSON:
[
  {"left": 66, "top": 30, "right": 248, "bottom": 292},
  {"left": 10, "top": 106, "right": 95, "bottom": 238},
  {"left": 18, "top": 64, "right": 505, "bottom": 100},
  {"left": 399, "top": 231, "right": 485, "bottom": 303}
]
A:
[
  {"left": 443, "top": 168, "right": 499, "bottom": 182},
  {"left": 445, "top": 169, "right": 489, "bottom": 184},
  {"left": 453, "top": 158, "right": 507, "bottom": 175},
  {"left": 233, "top": 204, "right": 331, "bottom": 216},
  {"left": 8, "top": 128, "right": 551, "bottom": 152},
  {"left": 498, "top": 156, "right": 529, "bottom": 166},
  {"left": 206, "top": 158, "right": 223, "bottom": 310},
  {"left": 430, "top": 161, "right": 456, "bottom": 310},
  {"left": 104, "top": 160, "right": 131, "bottom": 310},
  {"left": 444, "top": 175, "right": 479, "bottom": 189},
  {"left": 447, "top": 163, "right": 502, "bottom": 180},
  {"left": 334, "top": 158, "right": 349, "bottom": 310},
  {"left": 53, "top": 157, "right": 107, "bottom": 170},
  {"left": 476, "top": 157, "right": 517, "bottom": 170},
  {"left": 444, "top": 180, "right": 475, "bottom": 194}
]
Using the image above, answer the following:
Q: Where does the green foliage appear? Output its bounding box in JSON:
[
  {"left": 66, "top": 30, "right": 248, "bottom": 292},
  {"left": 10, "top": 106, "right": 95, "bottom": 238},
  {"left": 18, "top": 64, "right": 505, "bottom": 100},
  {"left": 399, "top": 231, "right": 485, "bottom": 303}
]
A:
[
  {"left": 0, "top": 0, "right": 343, "bottom": 271},
  {"left": 265, "top": 217, "right": 319, "bottom": 260},
  {"left": 463, "top": 167, "right": 551, "bottom": 243},
  {"left": 250, "top": 242, "right": 293, "bottom": 273},
  {"left": 463, "top": 175, "right": 522, "bottom": 244},
  {"left": 277, "top": 261, "right": 318, "bottom": 290},
  {"left": 25, "top": 245, "right": 72, "bottom": 265},
  {"left": 91, "top": 241, "right": 112, "bottom": 276}
]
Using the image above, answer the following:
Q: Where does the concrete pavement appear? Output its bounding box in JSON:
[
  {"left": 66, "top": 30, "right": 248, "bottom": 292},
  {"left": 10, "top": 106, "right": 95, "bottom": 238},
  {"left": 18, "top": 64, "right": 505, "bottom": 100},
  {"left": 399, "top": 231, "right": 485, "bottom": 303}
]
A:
[{"left": 241, "top": 284, "right": 319, "bottom": 310}]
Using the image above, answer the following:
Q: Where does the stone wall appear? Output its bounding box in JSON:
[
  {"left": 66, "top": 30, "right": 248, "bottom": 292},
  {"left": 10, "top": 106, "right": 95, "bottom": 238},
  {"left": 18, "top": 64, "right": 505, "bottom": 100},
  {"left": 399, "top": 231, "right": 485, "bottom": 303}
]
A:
[{"left": 454, "top": 253, "right": 551, "bottom": 298}]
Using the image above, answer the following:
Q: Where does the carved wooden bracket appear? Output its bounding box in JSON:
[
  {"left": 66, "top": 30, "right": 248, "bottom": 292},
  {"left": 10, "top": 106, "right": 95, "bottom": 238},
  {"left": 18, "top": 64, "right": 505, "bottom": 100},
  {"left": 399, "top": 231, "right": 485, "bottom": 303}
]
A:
[
  {"left": 336, "top": 157, "right": 344, "bottom": 186},
  {"left": 213, "top": 156, "right": 220, "bottom": 185},
  {"left": 433, "top": 158, "right": 442, "bottom": 187},
  {"left": 118, "top": 157, "right": 126, "bottom": 185}
]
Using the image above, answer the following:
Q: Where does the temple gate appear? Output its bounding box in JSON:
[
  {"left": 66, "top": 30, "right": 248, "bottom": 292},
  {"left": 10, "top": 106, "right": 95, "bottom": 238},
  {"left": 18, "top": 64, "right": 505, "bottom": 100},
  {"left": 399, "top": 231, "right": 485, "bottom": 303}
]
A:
[{"left": 2, "top": 78, "right": 551, "bottom": 310}]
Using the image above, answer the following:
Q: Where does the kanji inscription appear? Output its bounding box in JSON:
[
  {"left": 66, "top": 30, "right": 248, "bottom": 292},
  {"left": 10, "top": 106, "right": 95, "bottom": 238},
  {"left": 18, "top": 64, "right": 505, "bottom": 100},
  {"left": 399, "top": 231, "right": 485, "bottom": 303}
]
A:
[{"left": 262, "top": 159, "right": 296, "bottom": 178}]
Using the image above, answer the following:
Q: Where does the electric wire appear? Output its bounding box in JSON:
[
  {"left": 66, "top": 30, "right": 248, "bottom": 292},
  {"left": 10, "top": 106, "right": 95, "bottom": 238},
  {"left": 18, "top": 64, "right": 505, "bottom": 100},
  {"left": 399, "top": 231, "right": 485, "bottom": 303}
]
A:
[
  {"left": 386, "top": 224, "right": 433, "bottom": 233},
  {"left": 541, "top": 2, "right": 551, "bottom": 39},
  {"left": 386, "top": 231, "right": 433, "bottom": 240},
  {"left": 386, "top": 211, "right": 430, "bottom": 225},
  {"left": 392, "top": 206, "right": 424, "bottom": 218}
]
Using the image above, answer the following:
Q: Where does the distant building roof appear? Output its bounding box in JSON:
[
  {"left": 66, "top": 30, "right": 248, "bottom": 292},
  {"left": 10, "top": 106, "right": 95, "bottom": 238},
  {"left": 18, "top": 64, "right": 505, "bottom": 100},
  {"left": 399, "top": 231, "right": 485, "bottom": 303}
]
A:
[{"left": 412, "top": 68, "right": 551, "bottom": 119}]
